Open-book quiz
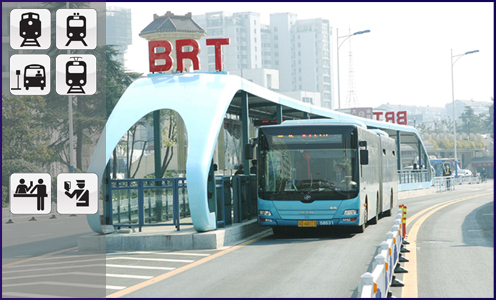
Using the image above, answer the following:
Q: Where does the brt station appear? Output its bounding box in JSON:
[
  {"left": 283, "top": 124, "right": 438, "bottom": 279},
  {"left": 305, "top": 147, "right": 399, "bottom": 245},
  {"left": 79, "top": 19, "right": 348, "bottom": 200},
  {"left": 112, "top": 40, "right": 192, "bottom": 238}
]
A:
[{"left": 86, "top": 72, "right": 433, "bottom": 234}]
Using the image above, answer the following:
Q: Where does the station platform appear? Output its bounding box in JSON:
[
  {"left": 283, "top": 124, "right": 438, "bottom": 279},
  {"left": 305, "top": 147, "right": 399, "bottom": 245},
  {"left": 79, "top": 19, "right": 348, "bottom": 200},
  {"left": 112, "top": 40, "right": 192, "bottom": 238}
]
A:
[
  {"left": 78, "top": 218, "right": 270, "bottom": 252},
  {"left": 78, "top": 187, "right": 437, "bottom": 252}
]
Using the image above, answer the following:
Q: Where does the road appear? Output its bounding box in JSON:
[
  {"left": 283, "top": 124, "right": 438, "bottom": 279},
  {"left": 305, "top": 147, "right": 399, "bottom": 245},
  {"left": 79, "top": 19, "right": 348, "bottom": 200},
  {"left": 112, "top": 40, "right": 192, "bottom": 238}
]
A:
[{"left": 2, "top": 181, "right": 493, "bottom": 298}]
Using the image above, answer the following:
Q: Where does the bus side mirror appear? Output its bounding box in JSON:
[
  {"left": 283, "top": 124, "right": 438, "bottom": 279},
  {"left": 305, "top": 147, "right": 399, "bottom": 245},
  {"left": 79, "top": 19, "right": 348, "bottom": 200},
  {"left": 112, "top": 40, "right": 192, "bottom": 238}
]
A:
[
  {"left": 245, "top": 143, "right": 254, "bottom": 160},
  {"left": 360, "top": 150, "right": 369, "bottom": 165}
]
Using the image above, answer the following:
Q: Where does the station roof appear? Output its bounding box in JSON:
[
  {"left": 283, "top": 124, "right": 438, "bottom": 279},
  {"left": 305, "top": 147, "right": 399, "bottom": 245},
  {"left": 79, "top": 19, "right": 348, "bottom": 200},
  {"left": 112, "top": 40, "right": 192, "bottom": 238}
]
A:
[{"left": 139, "top": 11, "right": 206, "bottom": 36}]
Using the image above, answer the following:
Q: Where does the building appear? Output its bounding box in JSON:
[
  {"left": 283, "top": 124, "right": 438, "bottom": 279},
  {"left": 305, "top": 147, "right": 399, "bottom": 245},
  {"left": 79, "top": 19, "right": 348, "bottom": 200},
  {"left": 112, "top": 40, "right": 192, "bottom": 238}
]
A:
[
  {"left": 193, "top": 11, "right": 333, "bottom": 109},
  {"left": 106, "top": 6, "right": 132, "bottom": 66}
]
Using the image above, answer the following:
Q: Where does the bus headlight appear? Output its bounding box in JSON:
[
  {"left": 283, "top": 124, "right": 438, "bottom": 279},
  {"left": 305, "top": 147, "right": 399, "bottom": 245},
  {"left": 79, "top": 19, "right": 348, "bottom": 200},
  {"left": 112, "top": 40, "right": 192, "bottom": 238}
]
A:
[
  {"left": 25, "top": 80, "right": 29, "bottom": 84},
  {"left": 40, "top": 80, "right": 44, "bottom": 84},
  {"left": 343, "top": 209, "right": 358, "bottom": 215},
  {"left": 259, "top": 210, "right": 272, "bottom": 216}
]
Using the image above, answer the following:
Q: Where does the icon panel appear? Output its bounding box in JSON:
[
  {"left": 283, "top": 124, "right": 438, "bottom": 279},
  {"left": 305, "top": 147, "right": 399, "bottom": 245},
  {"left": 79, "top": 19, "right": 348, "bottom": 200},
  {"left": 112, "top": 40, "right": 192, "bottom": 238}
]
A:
[
  {"left": 56, "top": 54, "right": 96, "bottom": 95},
  {"left": 57, "top": 173, "right": 98, "bottom": 215},
  {"left": 10, "top": 9, "right": 51, "bottom": 50},
  {"left": 56, "top": 9, "right": 97, "bottom": 50},
  {"left": 10, "top": 173, "right": 52, "bottom": 215},
  {"left": 10, "top": 55, "right": 50, "bottom": 95}
]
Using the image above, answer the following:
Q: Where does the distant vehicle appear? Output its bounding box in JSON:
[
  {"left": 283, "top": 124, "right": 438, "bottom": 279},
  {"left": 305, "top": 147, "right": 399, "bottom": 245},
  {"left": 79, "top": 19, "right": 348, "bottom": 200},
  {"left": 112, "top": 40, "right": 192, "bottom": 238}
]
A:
[{"left": 458, "top": 169, "right": 473, "bottom": 177}]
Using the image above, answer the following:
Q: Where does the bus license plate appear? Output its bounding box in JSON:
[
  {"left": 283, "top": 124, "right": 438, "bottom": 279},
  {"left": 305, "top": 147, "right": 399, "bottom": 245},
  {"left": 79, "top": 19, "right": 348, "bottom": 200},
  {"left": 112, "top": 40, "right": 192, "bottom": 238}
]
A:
[{"left": 298, "top": 220, "right": 317, "bottom": 227}]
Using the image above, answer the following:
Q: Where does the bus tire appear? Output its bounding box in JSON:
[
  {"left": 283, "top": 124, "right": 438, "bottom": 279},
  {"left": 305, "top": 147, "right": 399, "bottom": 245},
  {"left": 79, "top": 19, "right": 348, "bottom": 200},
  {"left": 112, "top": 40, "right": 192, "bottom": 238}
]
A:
[
  {"left": 356, "top": 202, "right": 367, "bottom": 233},
  {"left": 272, "top": 226, "right": 287, "bottom": 236},
  {"left": 384, "top": 190, "right": 394, "bottom": 217},
  {"left": 370, "top": 199, "right": 379, "bottom": 225}
]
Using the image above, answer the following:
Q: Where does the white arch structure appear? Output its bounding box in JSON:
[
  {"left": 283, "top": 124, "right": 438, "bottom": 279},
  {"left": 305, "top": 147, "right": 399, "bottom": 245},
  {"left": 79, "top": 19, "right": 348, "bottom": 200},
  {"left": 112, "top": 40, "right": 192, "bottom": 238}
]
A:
[{"left": 87, "top": 73, "right": 430, "bottom": 234}]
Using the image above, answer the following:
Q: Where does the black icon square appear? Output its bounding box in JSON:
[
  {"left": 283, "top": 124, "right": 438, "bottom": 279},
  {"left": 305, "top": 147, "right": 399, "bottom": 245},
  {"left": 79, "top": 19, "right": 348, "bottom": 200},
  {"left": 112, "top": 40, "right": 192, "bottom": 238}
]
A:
[{"left": 56, "top": 9, "right": 97, "bottom": 50}]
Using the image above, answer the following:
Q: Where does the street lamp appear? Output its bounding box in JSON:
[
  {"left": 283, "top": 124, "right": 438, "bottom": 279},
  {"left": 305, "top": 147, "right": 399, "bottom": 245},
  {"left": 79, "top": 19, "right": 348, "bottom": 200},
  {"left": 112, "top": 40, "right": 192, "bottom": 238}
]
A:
[
  {"left": 450, "top": 48, "right": 479, "bottom": 175},
  {"left": 336, "top": 29, "right": 370, "bottom": 110}
]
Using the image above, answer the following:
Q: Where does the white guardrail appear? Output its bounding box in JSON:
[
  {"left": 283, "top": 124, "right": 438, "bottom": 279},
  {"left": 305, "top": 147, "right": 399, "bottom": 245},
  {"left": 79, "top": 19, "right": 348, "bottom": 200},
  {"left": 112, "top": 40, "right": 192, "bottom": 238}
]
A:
[{"left": 358, "top": 206, "right": 409, "bottom": 298}]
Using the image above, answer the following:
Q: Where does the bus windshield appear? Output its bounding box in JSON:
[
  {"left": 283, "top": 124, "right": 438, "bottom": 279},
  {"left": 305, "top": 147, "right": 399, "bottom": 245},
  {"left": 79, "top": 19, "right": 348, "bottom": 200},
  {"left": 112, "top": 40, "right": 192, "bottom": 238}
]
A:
[{"left": 258, "top": 125, "right": 359, "bottom": 201}]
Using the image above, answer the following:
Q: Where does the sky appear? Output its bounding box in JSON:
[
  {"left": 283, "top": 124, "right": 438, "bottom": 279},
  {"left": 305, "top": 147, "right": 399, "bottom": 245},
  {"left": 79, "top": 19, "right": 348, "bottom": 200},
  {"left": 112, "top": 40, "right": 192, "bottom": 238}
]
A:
[{"left": 110, "top": 2, "right": 494, "bottom": 109}]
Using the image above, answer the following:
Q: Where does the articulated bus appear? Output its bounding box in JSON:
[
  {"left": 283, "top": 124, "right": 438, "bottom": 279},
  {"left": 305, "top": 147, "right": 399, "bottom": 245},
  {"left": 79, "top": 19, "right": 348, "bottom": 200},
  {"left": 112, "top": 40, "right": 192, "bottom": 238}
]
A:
[{"left": 255, "top": 119, "right": 398, "bottom": 234}]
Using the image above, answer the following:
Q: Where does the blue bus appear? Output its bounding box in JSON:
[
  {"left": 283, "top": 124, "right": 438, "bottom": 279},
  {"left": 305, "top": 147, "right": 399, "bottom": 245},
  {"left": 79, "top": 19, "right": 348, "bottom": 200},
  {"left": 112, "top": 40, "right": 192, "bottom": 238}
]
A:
[{"left": 255, "top": 119, "right": 398, "bottom": 234}]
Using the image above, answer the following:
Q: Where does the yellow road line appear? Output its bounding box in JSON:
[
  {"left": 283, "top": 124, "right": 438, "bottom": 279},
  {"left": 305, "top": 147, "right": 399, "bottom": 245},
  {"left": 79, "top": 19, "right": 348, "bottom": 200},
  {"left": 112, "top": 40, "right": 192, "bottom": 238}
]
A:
[
  {"left": 401, "top": 193, "right": 492, "bottom": 298},
  {"left": 106, "top": 231, "right": 272, "bottom": 298},
  {"left": 2, "top": 247, "right": 78, "bottom": 268}
]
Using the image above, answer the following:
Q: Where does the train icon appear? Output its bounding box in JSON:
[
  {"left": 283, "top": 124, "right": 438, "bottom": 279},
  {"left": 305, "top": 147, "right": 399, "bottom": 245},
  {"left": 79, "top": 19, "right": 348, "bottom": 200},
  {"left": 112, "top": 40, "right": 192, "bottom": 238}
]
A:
[
  {"left": 66, "top": 57, "right": 86, "bottom": 94},
  {"left": 66, "top": 12, "right": 87, "bottom": 47},
  {"left": 19, "top": 12, "right": 42, "bottom": 47},
  {"left": 10, "top": 9, "right": 50, "bottom": 49}
]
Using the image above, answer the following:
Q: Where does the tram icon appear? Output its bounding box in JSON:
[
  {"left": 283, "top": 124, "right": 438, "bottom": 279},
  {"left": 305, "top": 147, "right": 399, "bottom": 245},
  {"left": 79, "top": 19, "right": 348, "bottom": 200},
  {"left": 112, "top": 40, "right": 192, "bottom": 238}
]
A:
[
  {"left": 19, "top": 12, "right": 42, "bottom": 47},
  {"left": 66, "top": 57, "right": 87, "bottom": 94},
  {"left": 66, "top": 13, "right": 87, "bottom": 47}
]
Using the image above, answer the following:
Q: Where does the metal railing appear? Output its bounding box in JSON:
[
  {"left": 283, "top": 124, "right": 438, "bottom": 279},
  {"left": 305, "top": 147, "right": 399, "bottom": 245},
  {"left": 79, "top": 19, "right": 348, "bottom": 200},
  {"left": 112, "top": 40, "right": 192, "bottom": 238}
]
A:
[
  {"left": 109, "top": 178, "right": 190, "bottom": 232},
  {"left": 434, "top": 176, "right": 456, "bottom": 192},
  {"left": 108, "top": 175, "right": 257, "bottom": 232},
  {"left": 397, "top": 170, "right": 430, "bottom": 184}
]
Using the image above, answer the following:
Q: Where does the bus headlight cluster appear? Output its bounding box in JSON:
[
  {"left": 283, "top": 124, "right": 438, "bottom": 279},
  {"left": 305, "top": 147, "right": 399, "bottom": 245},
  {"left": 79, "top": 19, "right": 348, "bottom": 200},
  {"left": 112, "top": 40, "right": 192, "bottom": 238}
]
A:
[
  {"left": 343, "top": 209, "right": 358, "bottom": 215},
  {"left": 259, "top": 210, "right": 272, "bottom": 216}
]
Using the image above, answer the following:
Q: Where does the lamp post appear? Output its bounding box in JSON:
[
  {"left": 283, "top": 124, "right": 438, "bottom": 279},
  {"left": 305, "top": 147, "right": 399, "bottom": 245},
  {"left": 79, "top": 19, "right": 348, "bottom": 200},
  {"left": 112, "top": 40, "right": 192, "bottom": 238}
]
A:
[
  {"left": 336, "top": 28, "right": 370, "bottom": 110},
  {"left": 450, "top": 48, "right": 479, "bottom": 175}
]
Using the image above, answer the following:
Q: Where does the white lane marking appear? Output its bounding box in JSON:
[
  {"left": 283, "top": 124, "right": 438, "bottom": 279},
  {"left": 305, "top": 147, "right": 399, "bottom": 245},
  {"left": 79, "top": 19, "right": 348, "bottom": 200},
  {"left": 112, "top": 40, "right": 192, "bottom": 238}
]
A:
[
  {"left": 154, "top": 252, "right": 210, "bottom": 257},
  {"left": 2, "top": 271, "right": 105, "bottom": 280},
  {"left": 106, "top": 257, "right": 194, "bottom": 263},
  {"left": 2, "top": 258, "right": 104, "bottom": 268},
  {"left": 106, "top": 285, "right": 126, "bottom": 290},
  {"left": 2, "top": 292, "right": 70, "bottom": 298},
  {"left": 106, "top": 264, "right": 175, "bottom": 271},
  {"left": 2, "top": 263, "right": 106, "bottom": 274},
  {"left": 106, "top": 273, "right": 154, "bottom": 280},
  {"left": 2, "top": 281, "right": 110, "bottom": 289}
]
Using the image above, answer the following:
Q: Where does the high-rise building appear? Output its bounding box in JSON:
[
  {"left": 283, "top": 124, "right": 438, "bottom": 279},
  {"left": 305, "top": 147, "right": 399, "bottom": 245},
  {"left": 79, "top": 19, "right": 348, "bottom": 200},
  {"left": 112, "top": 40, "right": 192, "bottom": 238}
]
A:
[
  {"left": 193, "top": 11, "right": 334, "bottom": 109},
  {"left": 106, "top": 6, "right": 132, "bottom": 66},
  {"left": 194, "top": 11, "right": 262, "bottom": 72}
]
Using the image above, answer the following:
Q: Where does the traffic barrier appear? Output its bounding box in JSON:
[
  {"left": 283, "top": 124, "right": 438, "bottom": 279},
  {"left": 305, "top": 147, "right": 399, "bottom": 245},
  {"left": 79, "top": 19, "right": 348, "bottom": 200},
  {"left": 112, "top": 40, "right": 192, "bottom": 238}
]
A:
[
  {"left": 434, "top": 176, "right": 456, "bottom": 192},
  {"left": 358, "top": 207, "right": 409, "bottom": 298}
]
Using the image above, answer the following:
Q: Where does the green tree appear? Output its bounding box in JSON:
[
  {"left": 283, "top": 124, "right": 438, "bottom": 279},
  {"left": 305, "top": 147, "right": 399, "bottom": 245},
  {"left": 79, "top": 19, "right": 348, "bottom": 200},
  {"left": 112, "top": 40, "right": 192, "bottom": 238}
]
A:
[{"left": 459, "top": 105, "right": 483, "bottom": 134}]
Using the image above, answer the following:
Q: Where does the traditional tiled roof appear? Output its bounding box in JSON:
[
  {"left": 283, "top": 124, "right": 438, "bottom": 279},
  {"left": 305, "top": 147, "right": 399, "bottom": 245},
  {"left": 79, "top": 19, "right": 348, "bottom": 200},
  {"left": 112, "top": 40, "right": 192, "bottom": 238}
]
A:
[{"left": 139, "top": 11, "right": 206, "bottom": 36}]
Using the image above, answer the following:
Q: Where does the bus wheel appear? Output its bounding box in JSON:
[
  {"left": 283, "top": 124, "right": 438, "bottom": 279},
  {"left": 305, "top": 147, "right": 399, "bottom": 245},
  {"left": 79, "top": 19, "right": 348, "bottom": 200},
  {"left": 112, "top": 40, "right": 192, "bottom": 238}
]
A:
[
  {"left": 272, "top": 226, "right": 287, "bottom": 236},
  {"left": 356, "top": 203, "right": 367, "bottom": 233},
  {"left": 370, "top": 199, "right": 379, "bottom": 225},
  {"left": 384, "top": 191, "right": 393, "bottom": 217}
]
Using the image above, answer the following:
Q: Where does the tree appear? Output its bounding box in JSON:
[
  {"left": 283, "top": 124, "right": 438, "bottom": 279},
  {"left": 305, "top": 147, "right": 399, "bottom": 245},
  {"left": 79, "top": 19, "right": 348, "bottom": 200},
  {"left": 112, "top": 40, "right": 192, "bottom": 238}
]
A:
[
  {"left": 459, "top": 105, "right": 483, "bottom": 134},
  {"left": 2, "top": 95, "right": 53, "bottom": 205}
]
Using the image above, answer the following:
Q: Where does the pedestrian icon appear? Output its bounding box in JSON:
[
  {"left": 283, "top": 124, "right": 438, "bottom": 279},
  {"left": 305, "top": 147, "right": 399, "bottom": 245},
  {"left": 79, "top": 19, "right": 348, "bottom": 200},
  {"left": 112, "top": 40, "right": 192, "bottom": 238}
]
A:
[
  {"left": 10, "top": 55, "right": 50, "bottom": 95},
  {"left": 10, "top": 173, "right": 51, "bottom": 215},
  {"left": 56, "top": 54, "right": 96, "bottom": 95},
  {"left": 57, "top": 173, "right": 98, "bottom": 214},
  {"left": 56, "top": 9, "right": 97, "bottom": 50},
  {"left": 10, "top": 9, "right": 51, "bottom": 50}
]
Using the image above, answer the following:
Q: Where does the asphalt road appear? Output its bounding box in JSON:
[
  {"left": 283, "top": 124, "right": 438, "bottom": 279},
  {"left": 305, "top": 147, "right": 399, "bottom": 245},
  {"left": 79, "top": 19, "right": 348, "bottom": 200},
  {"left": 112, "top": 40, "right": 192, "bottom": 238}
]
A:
[
  {"left": 2, "top": 181, "right": 493, "bottom": 298},
  {"left": 113, "top": 181, "right": 493, "bottom": 298}
]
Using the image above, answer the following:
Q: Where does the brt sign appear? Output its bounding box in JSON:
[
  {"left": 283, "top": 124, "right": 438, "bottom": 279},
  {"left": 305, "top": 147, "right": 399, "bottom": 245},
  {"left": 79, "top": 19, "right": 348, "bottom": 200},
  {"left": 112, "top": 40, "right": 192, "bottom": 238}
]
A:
[{"left": 148, "top": 38, "right": 230, "bottom": 73}]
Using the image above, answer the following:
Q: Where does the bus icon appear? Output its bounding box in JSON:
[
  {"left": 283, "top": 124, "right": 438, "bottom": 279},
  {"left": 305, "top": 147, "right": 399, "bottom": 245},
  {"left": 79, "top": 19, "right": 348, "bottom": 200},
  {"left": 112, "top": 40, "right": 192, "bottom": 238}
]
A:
[
  {"left": 24, "top": 64, "right": 46, "bottom": 90},
  {"left": 10, "top": 54, "right": 50, "bottom": 95}
]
